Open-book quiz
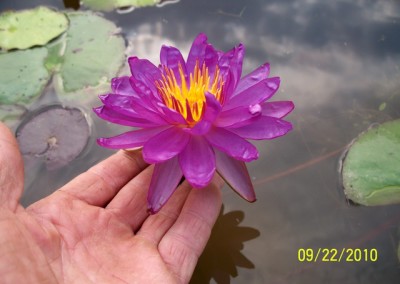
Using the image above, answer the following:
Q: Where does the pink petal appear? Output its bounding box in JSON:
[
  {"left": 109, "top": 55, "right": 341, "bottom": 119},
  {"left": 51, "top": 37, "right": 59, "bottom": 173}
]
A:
[
  {"left": 178, "top": 136, "right": 215, "bottom": 188},
  {"left": 215, "top": 106, "right": 261, "bottom": 128},
  {"left": 204, "top": 44, "right": 219, "bottom": 79},
  {"left": 99, "top": 94, "right": 166, "bottom": 125},
  {"left": 129, "top": 76, "right": 164, "bottom": 112},
  {"left": 157, "top": 103, "right": 187, "bottom": 125},
  {"left": 262, "top": 101, "right": 295, "bottom": 118},
  {"left": 160, "top": 45, "right": 187, "bottom": 85},
  {"left": 111, "top": 76, "right": 137, "bottom": 96},
  {"left": 224, "top": 77, "right": 280, "bottom": 110},
  {"left": 93, "top": 106, "right": 161, "bottom": 128},
  {"left": 128, "top": 57, "right": 161, "bottom": 95},
  {"left": 143, "top": 127, "right": 190, "bottom": 163},
  {"left": 215, "top": 149, "right": 256, "bottom": 202},
  {"left": 233, "top": 63, "right": 270, "bottom": 96},
  {"left": 186, "top": 33, "right": 208, "bottom": 74},
  {"left": 97, "top": 126, "right": 169, "bottom": 149},
  {"left": 205, "top": 127, "right": 259, "bottom": 162},
  {"left": 218, "top": 44, "right": 245, "bottom": 90},
  {"left": 228, "top": 116, "right": 293, "bottom": 140},
  {"left": 189, "top": 92, "right": 222, "bottom": 135},
  {"left": 148, "top": 157, "right": 183, "bottom": 214}
]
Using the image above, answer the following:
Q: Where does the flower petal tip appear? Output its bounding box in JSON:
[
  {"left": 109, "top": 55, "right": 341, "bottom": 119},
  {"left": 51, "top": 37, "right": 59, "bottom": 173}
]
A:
[{"left": 147, "top": 206, "right": 159, "bottom": 215}]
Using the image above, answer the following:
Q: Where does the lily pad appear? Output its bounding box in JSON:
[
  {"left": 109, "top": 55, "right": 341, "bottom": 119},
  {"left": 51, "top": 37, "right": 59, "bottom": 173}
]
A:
[
  {"left": 0, "top": 7, "right": 68, "bottom": 50},
  {"left": 16, "top": 105, "right": 90, "bottom": 170},
  {"left": 0, "top": 47, "right": 50, "bottom": 105},
  {"left": 0, "top": 104, "right": 27, "bottom": 127},
  {"left": 341, "top": 120, "right": 400, "bottom": 206},
  {"left": 82, "top": 0, "right": 160, "bottom": 12},
  {"left": 57, "top": 12, "right": 125, "bottom": 93},
  {"left": 44, "top": 34, "right": 66, "bottom": 73}
]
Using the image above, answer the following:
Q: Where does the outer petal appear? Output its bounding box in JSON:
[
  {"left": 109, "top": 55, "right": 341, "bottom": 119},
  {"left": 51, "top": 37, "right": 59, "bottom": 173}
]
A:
[
  {"left": 262, "top": 101, "right": 295, "bottom": 118},
  {"left": 228, "top": 116, "right": 293, "bottom": 140},
  {"left": 186, "top": 33, "right": 208, "bottom": 74},
  {"left": 97, "top": 126, "right": 169, "bottom": 149},
  {"left": 215, "top": 149, "right": 256, "bottom": 202},
  {"left": 179, "top": 136, "right": 215, "bottom": 188},
  {"left": 99, "top": 94, "right": 167, "bottom": 125},
  {"left": 205, "top": 127, "right": 259, "bottom": 162},
  {"left": 215, "top": 106, "right": 260, "bottom": 128},
  {"left": 233, "top": 63, "right": 270, "bottom": 96},
  {"left": 160, "top": 45, "right": 187, "bottom": 85},
  {"left": 143, "top": 127, "right": 190, "bottom": 163},
  {"left": 129, "top": 56, "right": 161, "bottom": 82},
  {"left": 111, "top": 76, "right": 137, "bottom": 97},
  {"left": 218, "top": 44, "right": 245, "bottom": 90},
  {"left": 224, "top": 77, "right": 280, "bottom": 110},
  {"left": 128, "top": 57, "right": 162, "bottom": 95},
  {"left": 148, "top": 156, "right": 183, "bottom": 214},
  {"left": 204, "top": 44, "right": 219, "bottom": 79},
  {"left": 93, "top": 106, "right": 161, "bottom": 128}
]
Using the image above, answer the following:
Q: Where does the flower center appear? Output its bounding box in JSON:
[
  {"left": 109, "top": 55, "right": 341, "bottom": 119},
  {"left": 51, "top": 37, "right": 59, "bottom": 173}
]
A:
[{"left": 156, "top": 61, "right": 223, "bottom": 125}]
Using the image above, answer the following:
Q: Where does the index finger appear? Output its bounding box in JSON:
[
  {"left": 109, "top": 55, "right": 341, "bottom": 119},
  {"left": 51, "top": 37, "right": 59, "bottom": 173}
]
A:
[{"left": 57, "top": 150, "right": 148, "bottom": 207}]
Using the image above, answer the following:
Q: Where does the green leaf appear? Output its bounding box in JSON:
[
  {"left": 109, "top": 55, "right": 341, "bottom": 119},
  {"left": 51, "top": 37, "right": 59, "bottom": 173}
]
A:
[
  {"left": 342, "top": 120, "right": 400, "bottom": 206},
  {"left": 0, "top": 7, "right": 69, "bottom": 50},
  {"left": 0, "top": 47, "right": 50, "bottom": 105},
  {"left": 0, "top": 104, "right": 27, "bottom": 127},
  {"left": 56, "top": 12, "right": 126, "bottom": 93},
  {"left": 82, "top": 0, "right": 160, "bottom": 12},
  {"left": 44, "top": 34, "right": 66, "bottom": 73}
]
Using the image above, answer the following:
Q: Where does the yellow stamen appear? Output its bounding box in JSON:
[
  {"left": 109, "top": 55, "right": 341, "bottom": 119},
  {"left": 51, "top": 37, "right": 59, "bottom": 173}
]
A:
[{"left": 156, "top": 61, "right": 223, "bottom": 125}]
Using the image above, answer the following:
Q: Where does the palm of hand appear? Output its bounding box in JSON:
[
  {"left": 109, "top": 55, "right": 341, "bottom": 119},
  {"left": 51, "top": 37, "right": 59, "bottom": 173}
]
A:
[{"left": 0, "top": 123, "right": 222, "bottom": 284}]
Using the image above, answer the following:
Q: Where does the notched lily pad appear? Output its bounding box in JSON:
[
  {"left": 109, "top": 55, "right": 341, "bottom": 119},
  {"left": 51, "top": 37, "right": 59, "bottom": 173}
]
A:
[
  {"left": 341, "top": 120, "right": 400, "bottom": 206},
  {"left": 16, "top": 105, "right": 90, "bottom": 170},
  {"left": 57, "top": 12, "right": 125, "bottom": 93},
  {"left": 81, "top": 0, "right": 160, "bottom": 12},
  {"left": 0, "top": 47, "right": 50, "bottom": 105},
  {"left": 0, "top": 7, "right": 69, "bottom": 50}
]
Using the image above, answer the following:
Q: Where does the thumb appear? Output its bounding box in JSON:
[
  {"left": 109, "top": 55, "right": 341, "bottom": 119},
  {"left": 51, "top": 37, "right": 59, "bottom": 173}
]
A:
[{"left": 0, "top": 122, "right": 24, "bottom": 211}]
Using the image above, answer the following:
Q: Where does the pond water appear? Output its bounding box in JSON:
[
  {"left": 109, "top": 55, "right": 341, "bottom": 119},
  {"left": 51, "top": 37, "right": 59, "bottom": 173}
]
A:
[{"left": 1, "top": 0, "right": 400, "bottom": 283}]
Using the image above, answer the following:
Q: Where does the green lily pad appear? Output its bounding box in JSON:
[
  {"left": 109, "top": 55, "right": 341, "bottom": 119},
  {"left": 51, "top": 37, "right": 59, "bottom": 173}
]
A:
[
  {"left": 342, "top": 120, "right": 400, "bottom": 206},
  {"left": 0, "top": 47, "right": 50, "bottom": 105},
  {"left": 44, "top": 34, "right": 66, "bottom": 73},
  {"left": 56, "top": 12, "right": 125, "bottom": 93},
  {"left": 0, "top": 7, "right": 68, "bottom": 50},
  {"left": 82, "top": 0, "right": 160, "bottom": 12},
  {"left": 0, "top": 104, "right": 27, "bottom": 127}
]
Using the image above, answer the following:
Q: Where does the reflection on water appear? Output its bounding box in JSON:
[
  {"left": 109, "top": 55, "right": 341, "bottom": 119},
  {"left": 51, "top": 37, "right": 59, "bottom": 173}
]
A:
[
  {"left": 191, "top": 206, "right": 260, "bottom": 284},
  {"left": 62, "top": 0, "right": 79, "bottom": 10}
]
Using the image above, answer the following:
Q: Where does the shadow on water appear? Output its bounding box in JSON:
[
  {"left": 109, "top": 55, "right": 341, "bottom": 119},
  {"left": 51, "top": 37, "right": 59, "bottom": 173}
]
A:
[{"left": 190, "top": 205, "right": 260, "bottom": 284}]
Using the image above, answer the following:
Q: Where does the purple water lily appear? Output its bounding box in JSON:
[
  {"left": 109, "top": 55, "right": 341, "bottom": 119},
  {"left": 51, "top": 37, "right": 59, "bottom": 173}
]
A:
[{"left": 94, "top": 33, "right": 294, "bottom": 213}]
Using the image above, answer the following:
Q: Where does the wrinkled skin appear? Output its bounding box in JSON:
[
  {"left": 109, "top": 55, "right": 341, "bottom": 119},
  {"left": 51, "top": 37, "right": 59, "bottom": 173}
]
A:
[{"left": 0, "top": 122, "right": 222, "bottom": 284}]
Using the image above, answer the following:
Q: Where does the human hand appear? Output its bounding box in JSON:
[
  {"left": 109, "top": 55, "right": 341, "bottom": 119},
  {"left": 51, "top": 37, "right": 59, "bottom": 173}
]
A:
[{"left": 0, "top": 122, "right": 223, "bottom": 284}]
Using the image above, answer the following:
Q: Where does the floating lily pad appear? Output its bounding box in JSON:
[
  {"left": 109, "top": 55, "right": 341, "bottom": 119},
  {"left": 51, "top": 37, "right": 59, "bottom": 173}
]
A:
[
  {"left": 0, "top": 7, "right": 68, "bottom": 50},
  {"left": 44, "top": 34, "right": 66, "bottom": 73},
  {"left": 57, "top": 12, "right": 125, "bottom": 93},
  {"left": 0, "top": 104, "right": 27, "bottom": 127},
  {"left": 16, "top": 105, "right": 90, "bottom": 170},
  {"left": 82, "top": 0, "right": 160, "bottom": 11},
  {"left": 342, "top": 120, "right": 400, "bottom": 206},
  {"left": 0, "top": 47, "right": 50, "bottom": 105}
]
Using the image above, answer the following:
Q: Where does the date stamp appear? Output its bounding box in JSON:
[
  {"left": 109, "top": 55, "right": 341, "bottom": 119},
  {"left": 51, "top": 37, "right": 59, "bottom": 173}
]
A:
[{"left": 297, "top": 248, "right": 378, "bottom": 262}]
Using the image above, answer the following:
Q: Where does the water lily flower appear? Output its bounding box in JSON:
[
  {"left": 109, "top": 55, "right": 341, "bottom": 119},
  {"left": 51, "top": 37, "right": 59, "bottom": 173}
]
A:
[{"left": 94, "top": 33, "right": 294, "bottom": 213}]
